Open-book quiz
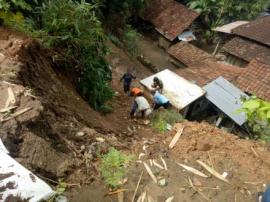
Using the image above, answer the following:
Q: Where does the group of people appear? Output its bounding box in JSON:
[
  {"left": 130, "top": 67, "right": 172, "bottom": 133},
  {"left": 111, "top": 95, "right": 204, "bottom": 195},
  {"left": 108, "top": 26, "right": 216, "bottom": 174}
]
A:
[{"left": 120, "top": 70, "right": 171, "bottom": 119}]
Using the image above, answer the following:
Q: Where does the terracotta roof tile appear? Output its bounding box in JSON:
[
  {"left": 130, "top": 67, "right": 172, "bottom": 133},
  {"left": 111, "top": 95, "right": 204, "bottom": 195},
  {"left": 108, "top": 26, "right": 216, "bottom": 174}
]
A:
[
  {"left": 175, "top": 61, "right": 243, "bottom": 86},
  {"left": 235, "top": 59, "right": 270, "bottom": 101},
  {"left": 143, "top": 0, "right": 199, "bottom": 41},
  {"left": 222, "top": 37, "right": 270, "bottom": 65},
  {"left": 168, "top": 42, "right": 217, "bottom": 66},
  {"left": 232, "top": 16, "right": 270, "bottom": 46}
]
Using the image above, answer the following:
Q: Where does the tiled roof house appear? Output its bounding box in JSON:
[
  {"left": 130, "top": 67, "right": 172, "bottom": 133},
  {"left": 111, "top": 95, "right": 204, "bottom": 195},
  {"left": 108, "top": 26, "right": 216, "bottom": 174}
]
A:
[{"left": 234, "top": 59, "right": 270, "bottom": 101}]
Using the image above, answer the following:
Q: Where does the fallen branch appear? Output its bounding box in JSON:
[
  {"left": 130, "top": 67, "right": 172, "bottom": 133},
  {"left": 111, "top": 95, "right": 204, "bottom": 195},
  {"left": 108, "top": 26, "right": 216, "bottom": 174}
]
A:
[
  {"left": 106, "top": 189, "right": 128, "bottom": 196},
  {"left": 251, "top": 147, "right": 259, "bottom": 157},
  {"left": 1, "top": 107, "right": 32, "bottom": 122},
  {"left": 207, "top": 151, "right": 214, "bottom": 169},
  {"left": 153, "top": 160, "right": 164, "bottom": 170},
  {"left": 169, "top": 126, "right": 184, "bottom": 149},
  {"left": 244, "top": 181, "right": 262, "bottom": 185},
  {"left": 0, "top": 106, "right": 17, "bottom": 113},
  {"left": 8, "top": 87, "right": 16, "bottom": 104},
  {"left": 177, "top": 163, "right": 208, "bottom": 178},
  {"left": 143, "top": 162, "right": 157, "bottom": 183},
  {"left": 132, "top": 171, "right": 143, "bottom": 202},
  {"left": 136, "top": 191, "right": 146, "bottom": 202},
  {"left": 188, "top": 177, "right": 211, "bottom": 202},
  {"left": 1, "top": 81, "right": 17, "bottom": 86},
  {"left": 36, "top": 173, "right": 80, "bottom": 187},
  {"left": 165, "top": 196, "right": 174, "bottom": 202},
  {"left": 160, "top": 157, "right": 168, "bottom": 171},
  {"left": 197, "top": 160, "right": 229, "bottom": 183}
]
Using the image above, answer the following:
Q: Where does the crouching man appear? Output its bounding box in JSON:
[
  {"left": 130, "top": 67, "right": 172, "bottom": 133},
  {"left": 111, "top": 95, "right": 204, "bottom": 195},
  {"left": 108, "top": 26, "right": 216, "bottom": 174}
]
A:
[
  {"left": 130, "top": 95, "right": 152, "bottom": 118},
  {"left": 153, "top": 91, "right": 171, "bottom": 110}
]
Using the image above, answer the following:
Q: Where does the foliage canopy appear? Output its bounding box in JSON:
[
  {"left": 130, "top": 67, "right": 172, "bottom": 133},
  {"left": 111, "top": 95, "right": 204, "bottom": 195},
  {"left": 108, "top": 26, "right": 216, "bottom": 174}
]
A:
[
  {"left": 240, "top": 97, "right": 270, "bottom": 141},
  {"left": 187, "top": 0, "right": 270, "bottom": 41}
]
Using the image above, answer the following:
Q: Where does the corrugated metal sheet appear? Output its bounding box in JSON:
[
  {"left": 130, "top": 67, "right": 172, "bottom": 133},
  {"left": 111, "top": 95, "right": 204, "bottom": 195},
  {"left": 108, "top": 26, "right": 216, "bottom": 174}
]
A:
[
  {"left": 214, "top": 21, "right": 249, "bottom": 34},
  {"left": 232, "top": 16, "right": 270, "bottom": 47},
  {"left": 222, "top": 37, "right": 270, "bottom": 65},
  {"left": 140, "top": 69, "right": 205, "bottom": 109},
  {"left": 0, "top": 140, "right": 54, "bottom": 201},
  {"left": 203, "top": 77, "right": 247, "bottom": 126},
  {"left": 143, "top": 0, "right": 199, "bottom": 41}
]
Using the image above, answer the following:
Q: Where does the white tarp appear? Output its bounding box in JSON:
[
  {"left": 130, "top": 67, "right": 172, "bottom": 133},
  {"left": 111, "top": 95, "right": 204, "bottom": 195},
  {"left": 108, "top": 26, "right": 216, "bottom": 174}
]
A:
[
  {"left": 177, "top": 30, "right": 196, "bottom": 42},
  {"left": 0, "top": 140, "right": 54, "bottom": 202},
  {"left": 140, "top": 69, "right": 205, "bottom": 110},
  {"left": 0, "top": 139, "right": 9, "bottom": 154}
]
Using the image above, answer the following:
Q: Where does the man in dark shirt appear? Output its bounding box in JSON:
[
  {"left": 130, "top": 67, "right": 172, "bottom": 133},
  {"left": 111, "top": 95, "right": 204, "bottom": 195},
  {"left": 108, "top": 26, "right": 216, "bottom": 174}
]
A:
[
  {"left": 120, "top": 71, "right": 136, "bottom": 93},
  {"left": 151, "top": 77, "right": 164, "bottom": 93}
]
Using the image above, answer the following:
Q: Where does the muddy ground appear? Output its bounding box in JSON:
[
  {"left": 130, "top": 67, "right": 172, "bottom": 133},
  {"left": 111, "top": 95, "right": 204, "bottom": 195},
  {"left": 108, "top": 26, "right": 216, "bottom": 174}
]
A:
[{"left": 1, "top": 28, "right": 270, "bottom": 202}]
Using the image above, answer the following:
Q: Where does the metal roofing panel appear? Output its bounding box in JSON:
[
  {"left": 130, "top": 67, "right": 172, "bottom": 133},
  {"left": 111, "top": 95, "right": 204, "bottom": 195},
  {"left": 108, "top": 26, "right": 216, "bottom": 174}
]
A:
[
  {"left": 0, "top": 152, "right": 54, "bottom": 201},
  {"left": 140, "top": 69, "right": 205, "bottom": 109},
  {"left": 214, "top": 21, "right": 249, "bottom": 34},
  {"left": 203, "top": 76, "right": 247, "bottom": 126}
]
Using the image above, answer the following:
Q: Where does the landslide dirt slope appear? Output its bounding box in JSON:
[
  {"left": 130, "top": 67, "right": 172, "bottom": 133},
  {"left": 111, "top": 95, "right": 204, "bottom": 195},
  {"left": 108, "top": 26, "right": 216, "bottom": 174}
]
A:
[
  {"left": 0, "top": 27, "right": 140, "bottom": 186},
  {"left": 1, "top": 27, "right": 270, "bottom": 202}
]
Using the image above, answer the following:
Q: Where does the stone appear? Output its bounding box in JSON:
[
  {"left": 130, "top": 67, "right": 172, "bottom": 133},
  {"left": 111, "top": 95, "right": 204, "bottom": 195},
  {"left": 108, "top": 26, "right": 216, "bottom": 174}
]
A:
[
  {"left": 76, "top": 131, "right": 85, "bottom": 137},
  {"left": 82, "top": 127, "right": 97, "bottom": 136},
  {"left": 96, "top": 137, "right": 105, "bottom": 142},
  {"left": 158, "top": 178, "right": 167, "bottom": 187}
]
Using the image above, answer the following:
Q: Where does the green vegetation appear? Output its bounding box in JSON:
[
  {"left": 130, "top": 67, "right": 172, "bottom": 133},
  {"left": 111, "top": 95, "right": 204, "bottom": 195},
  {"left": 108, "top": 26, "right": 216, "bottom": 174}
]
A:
[
  {"left": 0, "top": 0, "right": 144, "bottom": 112},
  {"left": 48, "top": 180, "right": 67, "bottom": 202},
  {"left": 240, "top": 97, "right": 270, "bottom": 141},
  {"left": 187, "top": 0, "right": 270, "bottom": 42},
  {"left": 150, "top": 110, "right": 184, "bottom": 132},
  {"left": 102, "top": 0, "right": 144, "bottom": 33},
  {"left": 100, "top": 148, "right": 133, "bottom": 188},
  {"left": 122, "top": 25, "right": 141, "bottom": 56}
]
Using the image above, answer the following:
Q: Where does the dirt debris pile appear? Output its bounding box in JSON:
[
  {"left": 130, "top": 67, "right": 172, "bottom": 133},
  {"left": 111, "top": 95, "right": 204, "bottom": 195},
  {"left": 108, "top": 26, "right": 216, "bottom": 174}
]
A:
[{"left": 0, "top": 28, "right": 122, "bottom": 185}]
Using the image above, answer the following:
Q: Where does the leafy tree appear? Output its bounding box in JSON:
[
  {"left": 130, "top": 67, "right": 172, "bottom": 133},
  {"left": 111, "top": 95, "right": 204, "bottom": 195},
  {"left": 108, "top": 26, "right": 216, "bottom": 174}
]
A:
[
  {"left": 187, "top": 0, "right": 270, "bottom": 41},
  {"left": 100, "top": 0, "right": 144, "bottom": 34},
  {"left": 240, "top": 97, "right": 270, "bottom": 141}
]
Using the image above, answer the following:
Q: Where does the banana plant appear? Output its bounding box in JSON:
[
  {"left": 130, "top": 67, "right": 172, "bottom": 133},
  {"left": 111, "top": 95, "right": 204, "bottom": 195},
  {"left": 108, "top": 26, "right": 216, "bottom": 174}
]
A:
[{"left": 240, "top": 97, "right": 270, "bottom": 141}]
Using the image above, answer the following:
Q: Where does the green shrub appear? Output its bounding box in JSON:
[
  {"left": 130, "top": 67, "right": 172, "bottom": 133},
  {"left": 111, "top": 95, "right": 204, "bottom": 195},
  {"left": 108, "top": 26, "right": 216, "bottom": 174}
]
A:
[
  {"left": 150, "top": 110, "right": 184, "bottom": 132},
  {"left": 123, "top": 25, "right": 140, "bottom": 56},
  {"left": 108, "top": 33, "right": 124, "bottom": 48},
  {"left": 100, "top": 148, "right": 133, "bottom": 188},
  {"left": 240, "top": 96, "right": 270, "bottom": 141},
  {"left": 32, "top": 0, "right": 114, "bottom": 111}
]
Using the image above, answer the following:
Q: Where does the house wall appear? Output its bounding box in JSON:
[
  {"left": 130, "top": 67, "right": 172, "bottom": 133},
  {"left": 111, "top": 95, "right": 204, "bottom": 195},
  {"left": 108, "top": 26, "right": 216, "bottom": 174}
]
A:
[
  {"left": 224, "top": 53, "right": 248, "bottom": 67},
  {"left": 169, "top": 57, "right": 187, "bottom": 68},
  {"left": 158, "top": 35, "right": 171, "bottom": 50}
]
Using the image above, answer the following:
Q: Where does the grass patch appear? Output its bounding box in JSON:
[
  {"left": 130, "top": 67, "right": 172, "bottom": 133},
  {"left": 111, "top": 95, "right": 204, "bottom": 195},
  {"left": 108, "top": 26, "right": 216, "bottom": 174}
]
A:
[
  {"left": 150, "top": 109, "right": 184, "bottom": 132},
  {"left": 100, "top": 148, "right": 133, "bottom": 188}
]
